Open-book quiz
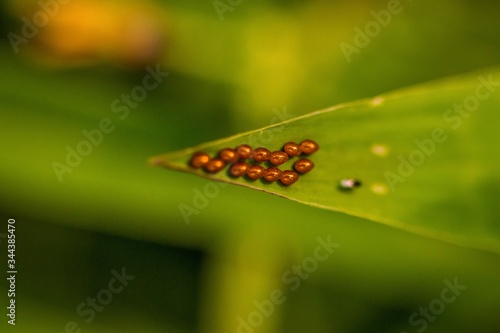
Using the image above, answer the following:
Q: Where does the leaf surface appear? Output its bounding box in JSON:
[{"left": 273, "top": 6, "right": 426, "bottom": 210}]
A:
[{"left": 150, "top": 68, "right": 500, "bottom": 253}]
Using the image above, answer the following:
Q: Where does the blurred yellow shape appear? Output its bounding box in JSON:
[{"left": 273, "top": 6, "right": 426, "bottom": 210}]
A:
[{"left": 17, "top": 0, "right": 166, "bottom": 68}]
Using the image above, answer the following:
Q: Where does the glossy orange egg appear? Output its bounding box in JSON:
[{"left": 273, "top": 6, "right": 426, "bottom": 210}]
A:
[
  {"left": 264, "top": 167, "right": 282, "bottom": 182},
  {"left": 189, "top": 151, "right": 210, "bottom": 168},
  {"left": 280, "top": 170, "right": 299, "bottom": 186},
  {"left": 269, "top": 151, "right": 289, "bottom": 165},
  {"left": 203, "top": 158, "right": 226, "bottom": 174},
  {"left": 219, "top": 148, "right": 239, "bottom": 163},
  {"left": 246, "top": 165, "right": 266, "bottom": 180},
  {"left": 283, "top": 142, "right": 302, "bottom": 156},
  {"left": 236, "top": 144, "right": 253, "bottom": 160},
  {"left": 294, "top": 158, "right": 314, "bottom": 174},
  {"left": 229, "top": 162, "right": 249, "bottom": 177},
  {"left": 253, "top": 148, "right": 271, "bottom": 163},
  {"left": 300, "top": 139, "right": 319, "bottom": 155}
]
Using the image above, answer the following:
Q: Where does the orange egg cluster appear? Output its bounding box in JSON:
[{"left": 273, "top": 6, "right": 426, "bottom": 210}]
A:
[{"left": 188, "top": 140, "right": 319, "bottom": 186}]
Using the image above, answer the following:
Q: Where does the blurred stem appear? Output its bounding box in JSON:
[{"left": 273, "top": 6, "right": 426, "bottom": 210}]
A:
[{"left": 199, "top": 226, "right": 298, "bottom": 333}]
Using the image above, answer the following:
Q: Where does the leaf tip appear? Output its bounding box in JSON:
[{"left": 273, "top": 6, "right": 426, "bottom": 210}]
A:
[{"left": 147, "top": 156, "right": 164, "bottom": 167}]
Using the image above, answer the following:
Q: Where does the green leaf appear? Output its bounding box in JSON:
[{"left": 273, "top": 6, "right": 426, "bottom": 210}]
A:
[{"left": 150, "top": 68, "right": 500, "bottom": 254}]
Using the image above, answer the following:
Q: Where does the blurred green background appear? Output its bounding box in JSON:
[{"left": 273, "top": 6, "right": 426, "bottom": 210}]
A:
[{"left": 1, "top": 0, "right": 499, "bottom": 332}]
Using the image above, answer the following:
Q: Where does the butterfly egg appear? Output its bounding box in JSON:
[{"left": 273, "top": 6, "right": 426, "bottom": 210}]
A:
[
  {"left": 280, "top": 170, "right": 299, "bottom": 186},
  {"left": 294, "top": 158, "right": 314, "bottom": 174},
  {"left": 283, "top": 142, "right": 302, "bottom": 157},
  {"left": 253, "top": 148, "right": 271, "bottom": 163},
  {"left": 300, "top": 139, "right": 319, "bottom": 155},
  {"left": 203, "top": 158, "right": 226, "bottom": 174},
  {"left": 264, "top": 167, "right": 282, "bottom": 182},
  {"left": 269, "top": 151, "right": 288, "bottom": 166},
  {"left": 236, "top": 144, "right": 253, "bottom": 160},
  {"left": 219, "top": 148, "right": 239, "bottom": 163},
  {"left": 189, "top": 151, "right": 210, "bottom": 168},
  {"left": 246, "top": 165, "right": 266, "bottom": 180},
  {"left": 339, "top": 179, "right": 362, "bottom": 190},
  {"left": 229, "top": 162, "right": 249, "bottom": 177}
]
